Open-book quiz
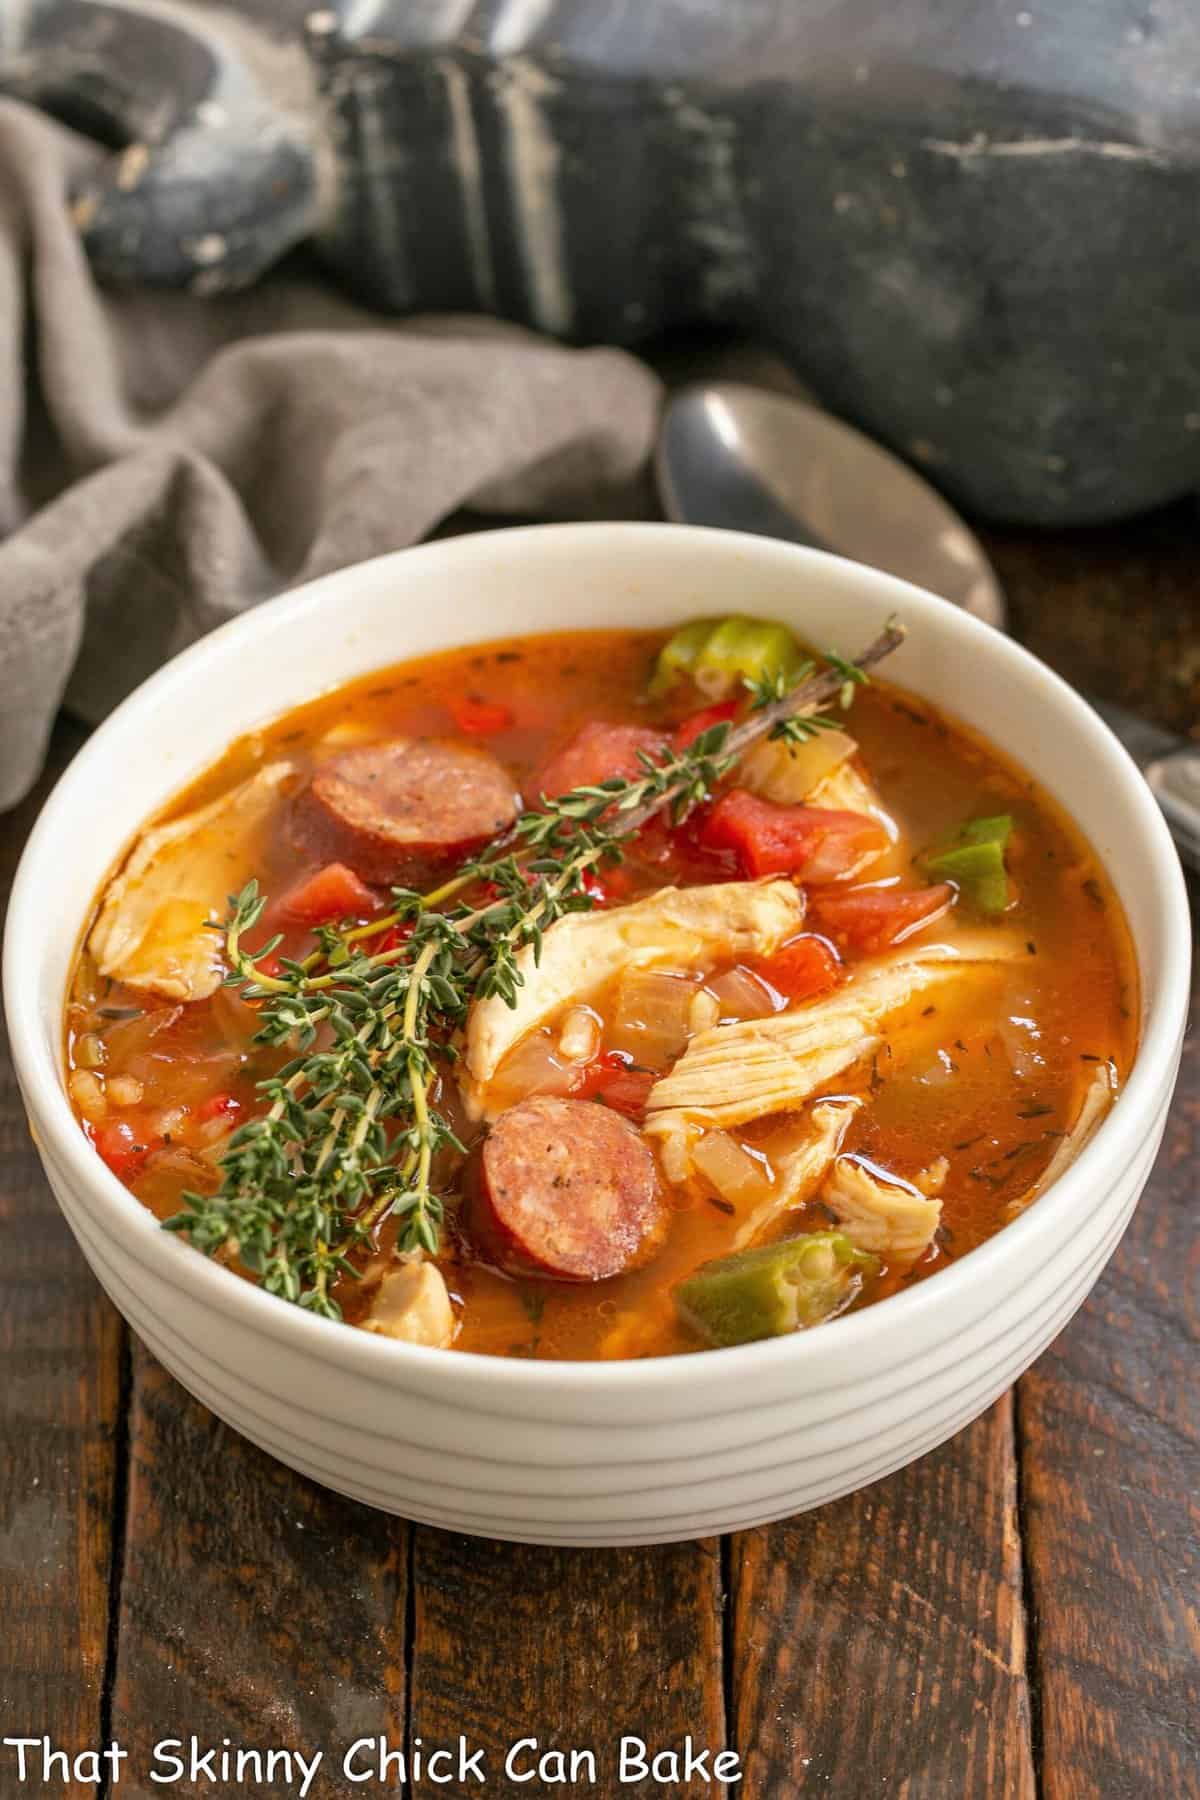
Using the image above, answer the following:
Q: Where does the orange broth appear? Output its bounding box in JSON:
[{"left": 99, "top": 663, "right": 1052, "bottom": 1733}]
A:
[{"left": 65, "top": 629, "right": 1138, "bottom": 1359}]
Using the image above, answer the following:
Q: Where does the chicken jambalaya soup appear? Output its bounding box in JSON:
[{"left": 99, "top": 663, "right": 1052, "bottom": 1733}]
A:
[{"left": 65, "top": 615, "right": 1137, "bottom": 1359}]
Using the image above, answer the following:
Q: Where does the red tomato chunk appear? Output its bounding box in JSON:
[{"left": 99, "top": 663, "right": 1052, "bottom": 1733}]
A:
[
  {"left": 810, "top": 883, "right": 954, "bottom": 954},
  {"left": 752, "top": 934, "right": 842, "bottom": 1002},
  {"left": 277, "top": 862, "right": 378, "bottom": 927},
  {"left": 94, "top": 1118, "right": 162, "bottom": 1182},
  {"left": 451, "top": 695, "right": 514, "bottom": 735},
  {"left": 574, "top": 1051, "right": 657, "bottom": 1121},
  {"left": 195, "top": 1091, "right": 243, "bottom": 1125},
  {"left": 698, "top": 789, "right": 887, "bottom": 881},
  {"left": 672, "top": 700, "right": 740, "bottom": 752}
]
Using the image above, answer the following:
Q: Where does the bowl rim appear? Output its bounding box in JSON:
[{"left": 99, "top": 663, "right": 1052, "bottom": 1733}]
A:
[{"left": 4, "top": 522, "right": 1191, "bottom": 1397}]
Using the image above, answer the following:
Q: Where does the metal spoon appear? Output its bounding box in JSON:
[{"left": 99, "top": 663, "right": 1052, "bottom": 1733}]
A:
[{"left": 657, "top": 381, "right": 1199, "bottom": 869}]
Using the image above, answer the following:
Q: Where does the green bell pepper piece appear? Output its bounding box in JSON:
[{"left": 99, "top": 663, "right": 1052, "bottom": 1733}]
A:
[
  {"left": 675, "top": 1231, "right": 878, "bottom": 1347},
  {"left": 920, "top": 813, "right": 1014, "bottom": 915},
  {"left": 649, "top": 615, "right": 805, "bottom": 700},
  {"left": 648, "top": 618, "right": 713, "bottom": 696},
  {"left": 960, "top": 814, "right": 1013, "bottom": 847}
]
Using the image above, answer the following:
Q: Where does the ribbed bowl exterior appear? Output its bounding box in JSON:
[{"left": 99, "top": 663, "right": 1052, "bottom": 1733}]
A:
[
  {"left": 26, "top": 1088, "right": 1171, "bottom": 1544},
  {"left": 5, "top": 527, "right": 1190, "bottom": 1545}
]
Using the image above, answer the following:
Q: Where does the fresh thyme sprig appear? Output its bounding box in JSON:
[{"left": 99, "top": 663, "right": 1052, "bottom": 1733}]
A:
[
  {"left": 745, "top": 641, "right": 873, "bottom": 744},
  {"left": 163, "top": 620, "right": 904, "bottom": 1317}
]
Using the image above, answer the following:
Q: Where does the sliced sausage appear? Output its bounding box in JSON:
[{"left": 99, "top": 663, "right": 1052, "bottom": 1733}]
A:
[
  {"left": 291, "top": 737, "right": 519, "bottom": 886},
  {"left": 465, "top": 1095, "right": 664, "bottom": 1281},
  {"left": 533, "top": 721, "right": 668, "bottom": 802}
]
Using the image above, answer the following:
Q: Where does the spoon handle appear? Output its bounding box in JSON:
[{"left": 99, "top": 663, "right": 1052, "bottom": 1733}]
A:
[
  {"left": 1147, "top": 750, "right": 1200, "bottom": 873},
  {"left": 1089, "top": 694, "right": 1200, "bottom": 872}
]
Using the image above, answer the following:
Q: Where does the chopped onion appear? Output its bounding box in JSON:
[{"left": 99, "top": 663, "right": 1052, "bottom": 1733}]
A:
[
  {"left": 196, "top": 1115, "right": 238, "bottom": 1150},
  {"left": 493, "top": 1027, "right": 582, "bottom": 1102},
  {"left": 101, "top": 1004, "right": 182, "bottom": 1064},
  {"left": 73, "top": 1033, "right": 107, "bottom": 1071},
  {"left": 127, "top": 1053, "right": 240, "bottom": 1109},
  {"left": 153, "top": 1105, "right": 190, "bottom": 1141},
  {"left": 690, "top": 1129, "right": 775, "bottom": 1208},
  {"left": 557, "top": 1006, "right": 601, "bottom": 1065},
  {"left": 211, "top": 982, "right": 262, "bottom": 1043},
  {"left": 741, "top": 728, "right": 856, "bottom": 806},
  {"left": 608, "top": 969, "right": 701, "bottom": 1069},
  {"left": 707, "top": 964, "right": 779, "bottom": 1022},
  {"left": 998, "top": 1010, "right": 1046, "bottom": 1082},
  {"left": 133, "top": 1145, "right": 219, "bottom": 1206}
]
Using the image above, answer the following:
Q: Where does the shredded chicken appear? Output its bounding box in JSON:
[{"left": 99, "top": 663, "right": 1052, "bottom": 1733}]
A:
[
  {"left": 813, "top": 758, "right": 897, "bottom": 836},
  {"left": 463, "top": 878, "right": 805, "bottom": 1117},
  {"left": 823, "top": 1155, "right": 943, "bottom": 1262},
  {"left": 645, "top": 941, "right": 1015, "bottom": 1137},
  {"left": 732, "top": 1098, "right": 861, "bottom": 1249},
  {"left": 1006, "top": 1062, "right": 1118, "bottom": 1221},
  {"left": 89, "top": 763, "right": 295, "bottom": 1002},
  {"left": 646, "top": 1009, "right": 875, "bottom": 1136},
  {"left": 362, "top": 1256, "right": 457, "bottom": 1348}
]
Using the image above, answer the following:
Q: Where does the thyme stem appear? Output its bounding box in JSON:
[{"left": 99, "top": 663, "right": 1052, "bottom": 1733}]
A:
[{"left": 164, "top": 623, "right": 903, "bottom": 1316}]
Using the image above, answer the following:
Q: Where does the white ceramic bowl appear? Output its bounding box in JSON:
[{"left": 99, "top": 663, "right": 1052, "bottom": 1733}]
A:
[{"left": 4, "top": 526, "right": 1190, "bottom": 1546}]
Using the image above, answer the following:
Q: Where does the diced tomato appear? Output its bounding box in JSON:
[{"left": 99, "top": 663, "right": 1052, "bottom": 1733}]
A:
[
  {"left": 592, "top": 1067, "right": 657, "bottom": 1121},
  {"left": 255, "top": 952, "right": 284, "bottom": 981},
  {"left": 602, "top": 860, "right": 643, "bottom": 899},
  {"left": 277, "top": 862, "right": 378, "bottom": 927},
  {"left": 573, "top": 1050, "right": 629, "bottom": 1094},
  {"left": 534, "top": 722, "right": 668, "bottom": 801},
  {"left": 195, "top": 1091, "right": 243, "bottom": 1125},
  {"left": 752, "top": 934, "right": 842, "bottom": 1002},
  {"left": 809, "top": 883, "right": 955, "bottom": 954},
  {"left": 573, "top": 1050, "right": 656, "bottom": 1121},
  {"left": 584, "top": 857, "right": 643, "bottom": 903},
  {"left": 369, "top": 920, "right": 414, "bottom": 956},
  {"left": 451, "top": 695, "right": 514, "bottom": 736},
  {"left": 579, "top": 867, "right": 610, "bottom": 906},
  {"left": 697, "top": 789, "right": 887, "bottom": 881},
  {"left": 672, "top": 699, "right": 740, "bottom": 752},
  {"left": 94, "top": 1118, "right": 161, "bottom": 1183}
]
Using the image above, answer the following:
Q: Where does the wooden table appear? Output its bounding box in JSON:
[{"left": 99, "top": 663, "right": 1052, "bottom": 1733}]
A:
[{"left": 2, "top": 507, "right": 1196, "bottom": 1800}]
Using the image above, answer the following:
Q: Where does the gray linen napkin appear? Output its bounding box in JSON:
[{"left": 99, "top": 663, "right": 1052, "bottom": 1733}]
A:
[{"left": 0, "top": 100, "right": 663, "bottom": 810}]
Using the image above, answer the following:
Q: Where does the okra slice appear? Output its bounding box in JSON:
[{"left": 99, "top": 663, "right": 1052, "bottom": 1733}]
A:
[{"left": 675, "top": 1230, "right": 878, "bottom": 1347}]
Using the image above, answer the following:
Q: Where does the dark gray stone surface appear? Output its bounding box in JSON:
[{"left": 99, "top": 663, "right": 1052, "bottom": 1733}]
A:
[{"left": 6, "top": 0, "right": 1200, "bottom": 525}]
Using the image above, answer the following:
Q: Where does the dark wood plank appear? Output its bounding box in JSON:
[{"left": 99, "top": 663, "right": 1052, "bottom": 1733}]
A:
[
  {"left": 990, "top": 497, "right": 1199, "bottom": 1798},
  {"left": 982, "top": 504, "right": 1200, "bottom": 737},
  {"left": 0, "top": 719, "right": 126, "bottom": 1794},
  {"left": 729, "top": 1397, "right": 1036, "bottom": 1799},
  {"left": 1018, "top": 867, "right": 1200, "bottom": 1800},
  {"left": 108, "top": 1344, "right": 408, "bottom": 1798},
  {"left": 408, "top": 1529, "right": 727, "bottom": 1797}
]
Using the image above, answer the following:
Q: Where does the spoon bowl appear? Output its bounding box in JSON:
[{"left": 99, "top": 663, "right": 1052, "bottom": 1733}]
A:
[{"left": 657, "top": 382, "right": 1006, "bottom": 627}]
